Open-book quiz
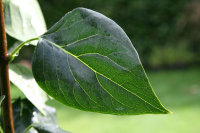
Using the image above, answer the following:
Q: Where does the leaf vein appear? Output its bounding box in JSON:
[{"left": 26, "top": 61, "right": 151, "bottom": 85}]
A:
[
  {"left": 61, "top": 34, "right": 99, "bottom": 48},
  {"left": 95, "top": 73, "right": 132, "bottom": 109},
  {"left": 42, "top": 41, "right": 49, "bottom": 94},
  {"left": 52, "top": 45, "right": 70, "bottom": 102},
  {"left": 43, "top": 38, "right": 166, "bottom": 113},
  {"left": 78, "top": 53, "right": 131, "bottom": 72},
  {"left": 67, "top": 54, "right": 101, "bottom": 107}
]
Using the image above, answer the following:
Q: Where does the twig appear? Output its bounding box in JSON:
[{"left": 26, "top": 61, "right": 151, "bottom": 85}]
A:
[{"left": 0, "top": 0, "right": 15, "bottom": 132}]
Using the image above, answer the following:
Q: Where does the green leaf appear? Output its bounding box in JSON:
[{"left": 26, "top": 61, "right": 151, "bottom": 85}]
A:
[
  {"left": 33, "top": 124, "right": 69, "bottom": 133},
  {"left": 32, "top": 8, "right": 170, "bottom": 115},
  {"left": 0, "top": 126, "right": 3, "bottom": 133},
  {"left": 0, "top": 96, "right": 5, "bottom": 133},
  {"left": 12, "top": 98, "right": 69, "bottom": 133},
  {"left": 12, "top": 98, "right": 35, "bottom": 133},
  {"left": 32, "top": 104, "right": 69, "bottom": 133},
  {"left": 3, "top": 0, "right": 46, "bottom": 44},
  {"left": 9, "top": 64, "right": 49, "bottom": 114},
  {"left": 0, "top": 95, "right": 5, "bottom": 105}
]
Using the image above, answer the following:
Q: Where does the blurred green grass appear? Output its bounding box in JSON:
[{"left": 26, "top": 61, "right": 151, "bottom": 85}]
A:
[{"left": 11, "top": 68, "right": 200, "bottom": 133}]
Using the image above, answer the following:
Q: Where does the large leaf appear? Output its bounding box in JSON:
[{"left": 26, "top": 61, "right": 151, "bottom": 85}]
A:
[
  {"left": 9, "top": 64, "right": 49, "bottom": 114},
  {"left": 12, "top": 98, "right": 69, "bottom": 133},
  {"left": 3, "top": 0, "right": 46, "bottom": 43},
  {"left": 32, "top": 8, "right": 170, "bottom": 115}
]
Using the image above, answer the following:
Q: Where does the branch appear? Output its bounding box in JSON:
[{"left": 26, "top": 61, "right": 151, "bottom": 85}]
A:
[{"left": 0, "top": 0, "right": 15, "bottom": 132}]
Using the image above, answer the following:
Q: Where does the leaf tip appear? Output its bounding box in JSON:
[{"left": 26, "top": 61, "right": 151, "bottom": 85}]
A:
[
  {"left": 160, "top": 108, "right": 172, "bottom": 114},
  {"left": 166, "top": 110, "right": 173, "bottom": 114}
]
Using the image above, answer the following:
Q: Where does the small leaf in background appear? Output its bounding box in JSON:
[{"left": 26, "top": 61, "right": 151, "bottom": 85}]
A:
[
  {"left": 0, "top": 95, "right": 5, "bottom": 105},
  {"left": 12, "top": 98, "right": 35, "bottom": 133},
  {"left": 3, "top": 0, "right": 46, "bottom": 44},
  {"left": 32, "top": 8, "right": 170, "bottom": 115},
  {"left": 0, "top": 126, "right": 3, "bottom": 133},
  {"left": 33, "top": 124, "right": 69, "bottom": 133},
  {"left": 12, "top": 98, "right": 69, "bottom": 133},
  {"left": 9, "top": 64, "right": 49, "bottom": 114},
  {"left": 0, "top": 96, "right": 5, "bottom": 133}
]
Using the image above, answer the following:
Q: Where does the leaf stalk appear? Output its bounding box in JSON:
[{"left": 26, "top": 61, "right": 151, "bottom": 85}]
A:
[{"left": 9, "top": 37, "right": 39, "bottom": 62}]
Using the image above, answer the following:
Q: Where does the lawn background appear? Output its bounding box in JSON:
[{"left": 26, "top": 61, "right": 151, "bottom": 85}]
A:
[{"left": 11, "top": 68, "right": 200, "bottom": 133}]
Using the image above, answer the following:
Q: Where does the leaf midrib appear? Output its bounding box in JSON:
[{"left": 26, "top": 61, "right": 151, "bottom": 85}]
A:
[
  {"left": 41, "top": 37, "right": 166, "bottom": 113},
  {"left": 66, "top": 53, "right": 103, "bottom": 108}
]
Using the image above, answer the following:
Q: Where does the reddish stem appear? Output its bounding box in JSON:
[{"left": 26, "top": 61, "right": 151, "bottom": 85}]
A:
[{"left": 0, "top": 0, "right": 15, "bottom": 133}]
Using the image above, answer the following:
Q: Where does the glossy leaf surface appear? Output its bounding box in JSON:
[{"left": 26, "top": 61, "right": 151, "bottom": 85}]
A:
[
  {"left": 32, "top": 8, "right": 170, "bottom": 115},
  {"left": 9, "top": 64, "right": 49, "bottom": 114},
  {"left": 3, "top": 0, "right": 46, "bottom": 44},
  {"left": 12, "top": 98, "right": 69, "bottom": 133}
]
